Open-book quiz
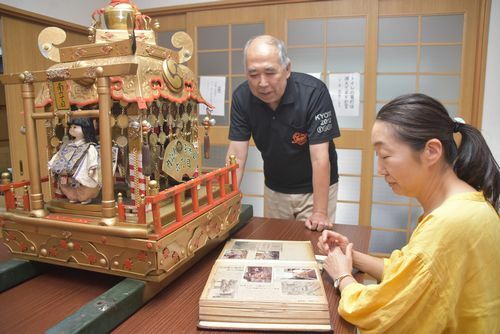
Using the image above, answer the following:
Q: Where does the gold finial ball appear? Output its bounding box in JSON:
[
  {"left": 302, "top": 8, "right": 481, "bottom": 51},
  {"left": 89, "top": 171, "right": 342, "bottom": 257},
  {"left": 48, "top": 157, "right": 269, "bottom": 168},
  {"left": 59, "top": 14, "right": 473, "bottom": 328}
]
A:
[
  {"left": 95, "top": 66, "right": 104, "bottom": 76},
  {"left": 1, "top": 172, "right": 10, "bottom": 180},
  {"left": 148, "top": 180, "right": 159, "bottom": 195},
  {"left": 103, "top": 2, "right": 135, "bottom": 30},
  {"left": 153, "top": 19, "right": 160, "bottom": 31}
]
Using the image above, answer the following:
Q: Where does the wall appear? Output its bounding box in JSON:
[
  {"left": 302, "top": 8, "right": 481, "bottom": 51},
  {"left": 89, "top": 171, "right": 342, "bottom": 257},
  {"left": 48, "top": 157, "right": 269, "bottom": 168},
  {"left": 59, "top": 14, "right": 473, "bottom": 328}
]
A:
[{"left": 482, "top": 0, "right": 500, "bottom": 161}]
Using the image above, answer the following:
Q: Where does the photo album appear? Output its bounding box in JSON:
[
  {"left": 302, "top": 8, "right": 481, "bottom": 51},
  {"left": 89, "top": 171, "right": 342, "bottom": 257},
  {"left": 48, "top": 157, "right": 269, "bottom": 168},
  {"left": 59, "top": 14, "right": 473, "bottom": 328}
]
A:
[{"left": 198, "top": 239, "right": 332, "bottom": 331}]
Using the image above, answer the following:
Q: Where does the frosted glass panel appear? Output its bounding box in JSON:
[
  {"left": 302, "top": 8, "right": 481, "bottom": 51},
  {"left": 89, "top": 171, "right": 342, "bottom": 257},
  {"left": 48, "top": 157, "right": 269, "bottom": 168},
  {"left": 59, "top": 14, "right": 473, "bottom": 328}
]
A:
[
  {"left": 419, "top": 75, "right": 460, "bottom": 101},
  {"left": 420, "top": 46, "right": 462, "bottom": 73},
  {"left": 157, "top": 31, "right": 180, "bottom": 49},
  {"left": 198, "top": 52, "right": 228, "bottom": 75},
  {"left": 371, "top": 204, "right": 409, "bottom": 229},
  {"left": 240, "top": 171, "right": 264, "bottom": 195},
  {"left": 372, "top": 176, "right": 410, "bottom": 204},
  {"left": 444, "top": 104, "right": 459, "bottom": 118},
  {"left": 378, "top": 17, "right": 418, "bottom": 44},
  {"left": 246, "top": 146, "right": 263, "bottom": 170},
  {"left": 327, "top": 18, "right": 365, "bottom": 45},
  {"left": 232, "top": 50, "right": 244, "bottom": 74},
  {"left": 288, "top": 19, "right": 324, "bottom": 45},
  {"left": 232, "top": 77, "right": 247, "bottom": 93},
  {"left": 232, "top": 23, "right": 265, "bottom": 49},
  {"left": 202, "top": 145, "right": 228, "bottom": 168},
  {"left": 337, "top": 149, "right": 362, "bottom": 175},
  {"left": 422, "top": 15, "right": 463, "bottom": 43},
  {"left": 242, "top": 196, "right": 264, "bottom": 217},
  {"left": 377, "top": 75, "right": 416, "bottom": 101},
  {"left": 327, "top": 47, "right": 365, "bottom": 73},
  {"left": 338, "top": 176, "right": 360, "bottom": 201},
  {"left": 378, "top": 46, "right": 417, "bottom": 72},
  {"left": 369, "top": 230, "right": 407, "bottom": 254},
  {"left": 288, "top": 48, "right": 324, "bottom": 73},
  {"left": 198, "top": 26, "right": 229, "bottom": 50},
  {"left": 335, "top": 202, "right": 359, "bottom": 225}
]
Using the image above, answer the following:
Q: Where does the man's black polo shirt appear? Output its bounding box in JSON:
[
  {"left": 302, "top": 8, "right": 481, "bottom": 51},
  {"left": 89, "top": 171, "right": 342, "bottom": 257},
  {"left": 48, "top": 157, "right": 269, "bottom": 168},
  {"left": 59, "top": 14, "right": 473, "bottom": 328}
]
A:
[{"left": 229, "top": 72, "right": 340, "bottom": 194}]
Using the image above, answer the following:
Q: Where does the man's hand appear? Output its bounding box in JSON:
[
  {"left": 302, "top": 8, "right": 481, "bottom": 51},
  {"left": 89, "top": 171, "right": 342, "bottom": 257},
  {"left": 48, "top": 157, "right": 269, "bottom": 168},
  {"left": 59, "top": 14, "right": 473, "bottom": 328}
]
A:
[
  {"left": 317, "top": 230, "right": 350, "bottom": 254},
  {"left": 304, "top": 211, "right": 332, "bottom": 232}
]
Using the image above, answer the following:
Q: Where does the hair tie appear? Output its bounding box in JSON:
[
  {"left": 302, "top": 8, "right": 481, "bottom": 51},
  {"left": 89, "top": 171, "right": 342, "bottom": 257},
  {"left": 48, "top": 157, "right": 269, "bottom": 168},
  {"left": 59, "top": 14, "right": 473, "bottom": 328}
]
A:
[{"left": 453, "top": 117, "right": 465, "bottom": 133}]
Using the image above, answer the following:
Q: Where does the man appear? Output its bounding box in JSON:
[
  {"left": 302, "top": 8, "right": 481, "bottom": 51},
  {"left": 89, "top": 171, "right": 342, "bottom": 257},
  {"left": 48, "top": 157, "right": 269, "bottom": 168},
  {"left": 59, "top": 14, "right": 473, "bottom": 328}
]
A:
[{"left": 226, "top": 35, "right": 340, "bottom": 232}]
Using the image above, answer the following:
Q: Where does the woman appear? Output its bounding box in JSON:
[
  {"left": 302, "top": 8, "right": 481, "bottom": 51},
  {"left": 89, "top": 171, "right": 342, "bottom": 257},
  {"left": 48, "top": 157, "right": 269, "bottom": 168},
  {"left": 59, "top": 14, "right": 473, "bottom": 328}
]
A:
[
  {"left": 48, "top": 118, "right": 100, "bottom": 204},
  {"left": 318, "top": 93, "right": 499, "bottom": 333}
]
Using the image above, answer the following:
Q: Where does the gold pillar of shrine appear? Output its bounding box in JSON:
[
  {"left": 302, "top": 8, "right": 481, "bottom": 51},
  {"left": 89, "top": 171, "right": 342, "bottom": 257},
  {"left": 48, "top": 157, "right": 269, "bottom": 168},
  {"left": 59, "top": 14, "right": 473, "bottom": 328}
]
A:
[{"left": 20, "top": 75, "right": 48, "bottom": 217}]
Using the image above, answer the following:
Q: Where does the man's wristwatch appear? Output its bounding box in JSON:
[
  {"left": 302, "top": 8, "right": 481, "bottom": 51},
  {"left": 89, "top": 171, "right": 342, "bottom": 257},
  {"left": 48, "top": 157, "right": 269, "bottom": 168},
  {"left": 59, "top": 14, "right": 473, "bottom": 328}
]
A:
[{"left": 334, "top": 273, "right": 353, "bottom": 290}]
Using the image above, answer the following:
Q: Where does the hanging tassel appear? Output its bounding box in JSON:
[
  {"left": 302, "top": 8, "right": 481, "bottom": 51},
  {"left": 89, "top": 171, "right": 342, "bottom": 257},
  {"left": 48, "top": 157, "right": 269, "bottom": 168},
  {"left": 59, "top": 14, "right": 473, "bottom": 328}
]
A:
[
  {"left": 204, "top": 131, "right": 210, "bottom": 159},
  {"left": 202, "top": 112, "right": 215, "bottom": 160},
  {"left": 142, "top": 140, "right": 152, "bottom": 177}
]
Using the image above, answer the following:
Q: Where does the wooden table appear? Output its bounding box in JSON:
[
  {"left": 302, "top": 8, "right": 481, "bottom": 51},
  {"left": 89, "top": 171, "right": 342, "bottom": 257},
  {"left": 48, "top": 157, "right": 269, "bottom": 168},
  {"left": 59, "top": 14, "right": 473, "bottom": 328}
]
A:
[
  {"left": 0, "top": 217, "right": 371, "bottom": 333},
  {"left": 113, "top": 218, "right": 371, "bottom": 334}
]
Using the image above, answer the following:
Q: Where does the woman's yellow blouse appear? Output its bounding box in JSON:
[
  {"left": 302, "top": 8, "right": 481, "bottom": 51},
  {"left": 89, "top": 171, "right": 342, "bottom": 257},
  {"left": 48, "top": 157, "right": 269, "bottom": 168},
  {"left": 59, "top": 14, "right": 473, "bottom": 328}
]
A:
[{"left": 339, "top": 192, "right": 500, "bottom": 333}]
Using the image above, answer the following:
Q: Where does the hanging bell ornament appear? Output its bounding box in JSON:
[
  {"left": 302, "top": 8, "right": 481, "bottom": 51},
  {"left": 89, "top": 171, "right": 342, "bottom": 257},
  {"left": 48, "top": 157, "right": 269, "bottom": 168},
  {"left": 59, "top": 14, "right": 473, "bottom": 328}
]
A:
[{"left": 202, "top": 110, "right": 216, "bottom": 159}]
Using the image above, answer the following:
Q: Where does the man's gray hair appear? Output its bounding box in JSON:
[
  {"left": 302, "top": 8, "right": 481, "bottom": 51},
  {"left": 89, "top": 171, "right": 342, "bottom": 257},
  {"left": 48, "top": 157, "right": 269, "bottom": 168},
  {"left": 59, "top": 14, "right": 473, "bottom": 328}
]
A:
[{"left": 243, "top": 35, "right": 291, "bottom": 69}]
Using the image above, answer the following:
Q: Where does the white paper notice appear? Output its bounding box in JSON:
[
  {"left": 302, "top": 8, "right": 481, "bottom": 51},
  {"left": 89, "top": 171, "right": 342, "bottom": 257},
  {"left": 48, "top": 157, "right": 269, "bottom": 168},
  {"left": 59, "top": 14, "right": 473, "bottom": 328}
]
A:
[
  {"left": 328, "top": 73, "right": 360, "bottom": 117},
  {"left": 199, "top": 76, "right": 226, "bottom": 116}
]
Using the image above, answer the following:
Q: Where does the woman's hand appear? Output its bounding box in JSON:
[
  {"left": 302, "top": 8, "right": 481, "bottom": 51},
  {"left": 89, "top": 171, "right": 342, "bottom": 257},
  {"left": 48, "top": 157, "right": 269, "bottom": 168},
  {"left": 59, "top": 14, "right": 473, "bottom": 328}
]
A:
[
  {"left": 317, "top": 230, "right": 350, "bottom": 254},
  {"left": 323, "top": 243, "right": 354, "bottom": 282}
]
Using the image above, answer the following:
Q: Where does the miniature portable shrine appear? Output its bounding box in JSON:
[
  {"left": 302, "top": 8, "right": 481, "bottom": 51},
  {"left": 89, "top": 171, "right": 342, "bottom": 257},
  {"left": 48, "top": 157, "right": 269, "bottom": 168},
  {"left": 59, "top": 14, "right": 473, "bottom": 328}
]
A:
[{"left": 0, "top": 0, "right": 242, "bottom": 285}]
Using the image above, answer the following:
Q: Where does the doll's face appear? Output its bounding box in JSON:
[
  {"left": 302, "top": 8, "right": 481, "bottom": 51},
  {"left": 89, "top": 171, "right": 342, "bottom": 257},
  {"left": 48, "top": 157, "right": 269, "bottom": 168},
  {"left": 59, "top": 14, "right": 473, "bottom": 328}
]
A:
[{"left": 69, "top": 124, "right": 84, "bottom": 140}]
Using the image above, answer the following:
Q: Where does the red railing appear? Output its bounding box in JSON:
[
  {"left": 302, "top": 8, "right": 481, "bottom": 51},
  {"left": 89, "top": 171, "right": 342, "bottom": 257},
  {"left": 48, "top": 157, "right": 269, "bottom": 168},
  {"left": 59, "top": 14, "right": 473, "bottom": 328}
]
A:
[
  {"left": 1, "top": 176, "right": 49, "bottom": 211},
  {"left": 1, "top": 165, "right": 240, "bottom": 235},
  {"left": 133, "top": 164, "right": 239, "bottom": 239}
]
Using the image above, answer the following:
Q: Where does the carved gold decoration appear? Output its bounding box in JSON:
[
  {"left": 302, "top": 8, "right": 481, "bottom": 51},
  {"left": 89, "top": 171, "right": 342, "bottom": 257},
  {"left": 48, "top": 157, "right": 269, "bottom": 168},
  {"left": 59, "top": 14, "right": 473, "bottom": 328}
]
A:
[
  {"left": 1, "top": 191, "right": 241, "bottom": 281},
  {"left": 46, "top": 68, "right": 70, "bottom": 81},
  {"left": 137, "top": 42, "right": 179, "bottom": 62},
  {"left": 38, "top": 27, "right": 66, "bottom": 63},
  {"left": 19, "top": 71, "right": 35, "bottom": 84},
  {"left": 171, "top": 31, "right": 193, "bottom": 64},
  {"left": 59, "top": 39, "right": 133, "bottom": 62},
  {"left": 95, "top": 30, "right": 156, "bottom": 45},
  {"left": 162, "top": 59, "right": 183, "bottom": 93}
]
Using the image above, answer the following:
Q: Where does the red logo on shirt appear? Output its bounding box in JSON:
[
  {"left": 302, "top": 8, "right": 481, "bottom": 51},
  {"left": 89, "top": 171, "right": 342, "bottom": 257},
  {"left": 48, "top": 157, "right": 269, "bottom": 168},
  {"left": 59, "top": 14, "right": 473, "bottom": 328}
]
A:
[{"left": 291, "top": 132, "right": 308, "bottom": 145}]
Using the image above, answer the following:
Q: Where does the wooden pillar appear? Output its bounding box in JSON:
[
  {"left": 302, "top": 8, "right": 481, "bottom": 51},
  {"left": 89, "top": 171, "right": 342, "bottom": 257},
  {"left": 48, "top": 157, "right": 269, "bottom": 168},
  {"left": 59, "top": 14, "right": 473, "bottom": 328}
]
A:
[
  {"left": 21, "top": 75, "right": 48, "bottom": 217},
  {"left": 96, "top": 71, "right": 116, "bottom": 224}
]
